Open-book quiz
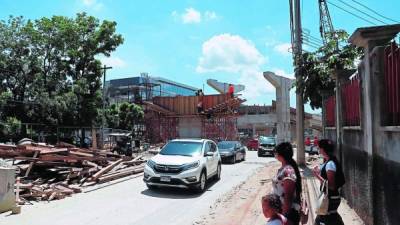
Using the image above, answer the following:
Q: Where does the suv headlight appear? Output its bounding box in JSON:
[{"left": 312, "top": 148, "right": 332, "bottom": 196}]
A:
[
  {"left": 182, "top": 161, "right": 200, "bottom": 171},
  {"left": 146, "top": 159, "right": 156, "bottom": 169}
]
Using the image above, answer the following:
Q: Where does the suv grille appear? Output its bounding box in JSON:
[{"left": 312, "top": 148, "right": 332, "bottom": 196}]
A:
[
  {"left": 260, "top": 144, "right": 275, "bottom": 148},
  {"left": 154, "top": 164, "right": 183, "bottom": 174}
]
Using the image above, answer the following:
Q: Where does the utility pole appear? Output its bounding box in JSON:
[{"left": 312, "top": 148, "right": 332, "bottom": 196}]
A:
[
  {"left": 101, "top": 65, "right": 112, "bottom": 149},
  {"left": 290, "top": 0, "right": 305, "bottom": 165}
]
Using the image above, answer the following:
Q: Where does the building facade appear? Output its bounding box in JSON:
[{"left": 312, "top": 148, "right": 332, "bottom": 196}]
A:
[{"left": 105, "top": 74, "right": 198, "bottom": 104}]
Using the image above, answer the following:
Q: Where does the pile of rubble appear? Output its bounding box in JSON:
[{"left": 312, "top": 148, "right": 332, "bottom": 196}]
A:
[{"left": 0, "top": 141, "right": 146, "bottom": 203}]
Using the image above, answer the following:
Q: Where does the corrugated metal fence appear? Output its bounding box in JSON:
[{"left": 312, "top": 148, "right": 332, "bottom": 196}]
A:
[
  {"left": 325, "top": 95, "right": 336, "bottom": 127},
  {"left": 341, "top": 74, "right": 361, "bottom": 126},
  {"left": 384, "top": 42, "right": 400, "bottom": 126}
]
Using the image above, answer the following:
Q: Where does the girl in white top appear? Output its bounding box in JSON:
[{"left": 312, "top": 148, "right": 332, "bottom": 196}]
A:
[
  {"left": 261, "top": 194, "right": 287, "bottom": 225},
  {"left": 312, "top": 139, "right": 345, "bottom": 225}
]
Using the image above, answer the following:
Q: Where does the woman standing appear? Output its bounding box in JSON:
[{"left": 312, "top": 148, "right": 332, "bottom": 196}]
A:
[
  {"left": 272, "top": 142, "right": 302, "bottom": 225},
  {"left": 313, "top": 139, "right": 345, "bottom": 225}
]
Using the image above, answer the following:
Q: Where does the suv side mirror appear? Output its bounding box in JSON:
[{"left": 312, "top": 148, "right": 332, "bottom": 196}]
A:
[{"left": 205, "top": 151, "right": 214, "bottom": 157}]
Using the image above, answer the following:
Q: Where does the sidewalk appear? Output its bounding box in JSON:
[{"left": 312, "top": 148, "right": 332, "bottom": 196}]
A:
[
  {"left": 303, "top": 157, "right": 364, "bottom": 225},
  {"left": 195, "top": 159, "right": 364, "bottom": 225}
]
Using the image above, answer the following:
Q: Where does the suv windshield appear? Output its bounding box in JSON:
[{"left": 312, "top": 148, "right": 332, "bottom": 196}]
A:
[
  {"left": 159, "top": 141, "right": 203, "bottom": 157},
  {"left": 259, "top": 137, "right": 276, "bottom": 145},
  {"left": 218, "top": 141, "right": 236, "bottom": 150}
]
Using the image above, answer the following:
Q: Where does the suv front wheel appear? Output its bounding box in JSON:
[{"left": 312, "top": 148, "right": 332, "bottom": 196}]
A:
[
  {"left": 215, "top": 164, "right": 221, "bottom": 180},
  {"left": 195, "top": 171, "right": 207, "bottom": 193}
]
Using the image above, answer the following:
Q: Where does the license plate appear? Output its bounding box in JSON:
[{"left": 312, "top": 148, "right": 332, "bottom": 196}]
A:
[{"left": 160, "top": 176, "right": 171, "bottom": 182}]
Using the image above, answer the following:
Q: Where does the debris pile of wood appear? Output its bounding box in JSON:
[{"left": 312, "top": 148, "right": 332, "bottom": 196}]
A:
[{"left": 0, "top": 142, "right": 146, "bottom": 202}]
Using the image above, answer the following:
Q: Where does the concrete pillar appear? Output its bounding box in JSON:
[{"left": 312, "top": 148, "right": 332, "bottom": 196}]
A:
[{"left": 263, "top": 71, "right": 294, "bottom": 143}]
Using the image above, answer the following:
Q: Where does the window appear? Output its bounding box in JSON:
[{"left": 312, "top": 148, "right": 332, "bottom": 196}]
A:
[
  {"left": 210, "top": 142, "right": 217, "bottom": 152},
  {"left": 204, "top": 142, "right": 211, "bottom": 154},
  {"left": 159, "top": 141, "right": 202, "bottom": 157}
]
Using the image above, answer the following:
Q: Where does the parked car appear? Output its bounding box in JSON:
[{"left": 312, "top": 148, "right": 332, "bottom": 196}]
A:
[
  {"left": 143, "top": 139, "right": 221, "bottom": 193},
  {"left": 218, "top": 141, "right": 246, "bottom": 164},
  {"left": 305, "top": 137, "right": 319, "bottom": 155},
  {"left": 258, "top": 136, "right": 276, "bottom": 157},
  {"left": 246, "top": 138, "right": 259, "bottom": 151}
]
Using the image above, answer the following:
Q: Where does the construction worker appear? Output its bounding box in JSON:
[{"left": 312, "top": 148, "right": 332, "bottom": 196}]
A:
[
  {"left": 228, "top": 84, "right": 234, "bottom": 98},
  {"left": 197, "top": 89, "right": 204, "bottom": 113}
]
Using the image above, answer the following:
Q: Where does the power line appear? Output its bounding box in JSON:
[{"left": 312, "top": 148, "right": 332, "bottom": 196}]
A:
[
  {"left": 350, "top": 0, "right": 400, "bottom": 24},
  {"left": 302, "top": 38, "right": 323, "bottom": 48},
  {"left": 333, "top": 0, "right": 388, "bottom": 25},
  {"left": 303, "top": 34, "right": 324, "bottom": 44},
  {"left": 327, "top": 1, "right": 378, "bottom": 26},
  {"left": 303, "top": 42, "right": 320, "bottom": 50}
]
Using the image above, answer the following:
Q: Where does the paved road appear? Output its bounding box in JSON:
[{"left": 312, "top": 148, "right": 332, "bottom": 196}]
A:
[{"left": 0, "top": 151, "right": 276, "bottom": 225}]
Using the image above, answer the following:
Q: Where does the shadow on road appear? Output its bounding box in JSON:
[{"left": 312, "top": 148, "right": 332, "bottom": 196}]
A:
[{"left": 141, "top": 177, "right": 220, "bottom": 199}]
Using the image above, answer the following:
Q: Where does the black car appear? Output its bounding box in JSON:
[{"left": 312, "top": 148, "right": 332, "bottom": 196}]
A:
[
  {"left": 258, "top": 136, "right": 276, "bottom": 157},
  {"left": 218, "top": 141, "right": 246, "bottom": 164}
]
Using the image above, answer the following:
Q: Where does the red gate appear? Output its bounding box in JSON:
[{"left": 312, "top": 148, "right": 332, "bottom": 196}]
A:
[
  {"left": 325, "top": 95, "right": 336, "bottom": 127},
  {"left": 384, "top": 42, "right": 400, "bottom": 126},
  {"left": 341, "top": 74, "right": 361, "bottom": 126}
]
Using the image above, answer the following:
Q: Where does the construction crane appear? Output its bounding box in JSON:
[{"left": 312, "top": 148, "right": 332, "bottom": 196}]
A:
[{"left": 318, "top": 0, "right": 339, "bottom": 51}]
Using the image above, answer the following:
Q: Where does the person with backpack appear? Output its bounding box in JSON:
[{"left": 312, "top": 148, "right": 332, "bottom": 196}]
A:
[
  {"left": 261, "top": 194, "right": 288, "bottom": 225},
  {"left": 312, "top": 139, "right": 345, "bottom": 225}
]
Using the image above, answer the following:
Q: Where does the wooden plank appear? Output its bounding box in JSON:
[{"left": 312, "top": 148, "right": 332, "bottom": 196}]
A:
[
  {"left": 97, "top": 165, "right": 144, "bottom": 183},
  {"left": 39, "top": 154, "right": 105, "bottom": 162},
  {"left": 39, "top": 148, "right": 69, "bottom": 155},
  {"left": 54, "top": 185, "right": 74, "bottom": 195},
  {"left": 100, "top": 164, "right": 143, "bottom": 177},
  {"left": 82, "top": 160, "right": 99, "bottom": 168},
  {"left": 69, "top": 151, "right": 94, "bottom": 157},
  {"left": 90, "top": 159, "right": 123, "bottom": 181},
  {"left": 122, "top": 154, "right": 143, "bottom": 166},
  {"left": 20, "top": 145, "right": 52, "bottom": 152},
  {"left": 25, "top": 151, "right": 39, "bottom": 177}
]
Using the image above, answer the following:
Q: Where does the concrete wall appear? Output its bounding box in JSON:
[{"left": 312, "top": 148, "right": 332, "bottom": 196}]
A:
[
  {"left": 238, "top": 112, "right": 321, "bottom": 141},
  {"left": 369, "top": 46, "right": 400, "bottom": 225},
  {"left": 325, "top": 32, "right": 400, "bottom": 225},
  {"left": 0, "top": 167, "right": 15, "bottom": 213}
]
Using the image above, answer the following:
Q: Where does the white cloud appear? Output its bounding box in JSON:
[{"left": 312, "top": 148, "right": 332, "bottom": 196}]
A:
[
  {"left": 99, "top": 56, "right": 127, "bottom": 68},
  {"left": 205, "top": 11, "right": 217, "bottom": 20},
  {"left": 81, "top": 0, "right": 103, "bottom": 11},
  {"left": 197, "top": 34, "right": 266, "bottom": 73},
  {"left": 82, "top": 0, "right": 94, "bottom": 6},
  {"left": 274, "top": 43, "right": 292, "bottom": 56},
  {"left": 197, "top": 34, "right": 272, "bottom": 100},
  {"left": 172, "top": 8, "right": 218, "bottom": 24},
  {"left": 182, "top": 8, "right": 202, "bottom": 24},
  {"left": 238, "top": 69, "right": 274, "bottom": 100},
  {"left": 271, "top": 68, "right": 295, "bottom": 79}
]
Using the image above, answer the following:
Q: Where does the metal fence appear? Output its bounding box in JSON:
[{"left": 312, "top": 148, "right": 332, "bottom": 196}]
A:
[
  {"left": 384, "top": 42, "right": 400, "bottom": 126},
  {"left": 341, "top": 74, "right": 361, "bottom": 126},
  {"left": 325, "top": 95, "right": 336, "bottom": 127}
]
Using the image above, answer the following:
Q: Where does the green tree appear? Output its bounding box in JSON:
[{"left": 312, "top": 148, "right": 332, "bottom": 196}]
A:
[
  {"left": 0, "top": 117, "right": 21, "bottom": 142},
  {"left": 0, "top": 14, "right": 124, "bottom": 143},
  {"left": 105, "top": 102, "right": 144, "bottom": 131},
  {"left": 296, "top": 30, "right": 363, "bottom": 109}
]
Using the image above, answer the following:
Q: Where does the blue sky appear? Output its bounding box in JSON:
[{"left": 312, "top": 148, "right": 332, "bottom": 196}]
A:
[{"left": 1, "top": 0, "right": 400, "bottom": 113}]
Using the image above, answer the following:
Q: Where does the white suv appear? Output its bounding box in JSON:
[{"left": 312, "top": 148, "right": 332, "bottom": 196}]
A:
[{"left": 143, "top": 139, "right": 221, "bottom": 192}]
